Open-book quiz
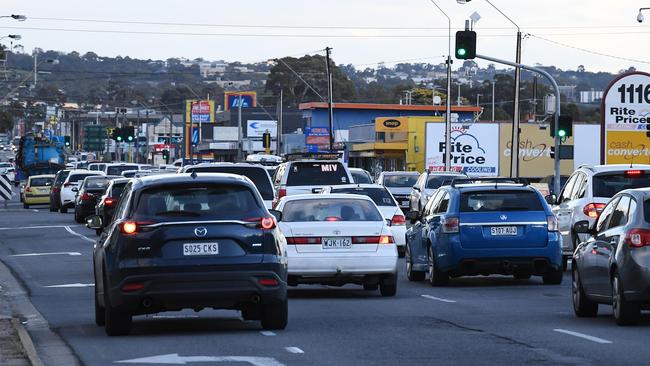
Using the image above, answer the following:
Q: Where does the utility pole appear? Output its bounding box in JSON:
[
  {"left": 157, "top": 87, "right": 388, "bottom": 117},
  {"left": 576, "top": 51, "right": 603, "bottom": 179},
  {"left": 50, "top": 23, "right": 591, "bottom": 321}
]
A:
[
  {"left": 325, "top": 46, "right": 334, "bottom": 152},
  {"left": 237, "top": 94, "right": 243, "bottom": 161},
  {"left": 492, "top": 80, "right": 496, "bottom": 121},
  {"left": 33, "top": 52, "right": 37, "bottom": 88},
  {"left": 277, "top": 88, "right": 283, "bottom": 155},
  {"left": 457, "top": 83, "right": 461, "bottom": 105},
  {"left": 511, "top": 31, "right": 522, "bottom": 177}
]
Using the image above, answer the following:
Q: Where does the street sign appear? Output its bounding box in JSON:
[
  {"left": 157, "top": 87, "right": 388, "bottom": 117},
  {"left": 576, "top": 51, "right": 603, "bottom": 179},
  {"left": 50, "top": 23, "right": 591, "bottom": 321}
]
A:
[
  {"left": 0, "top": 174, "right": 14, "bottom": 204},
  {"left": 247, "top": 120, "right": 277, "bottom": 137}
]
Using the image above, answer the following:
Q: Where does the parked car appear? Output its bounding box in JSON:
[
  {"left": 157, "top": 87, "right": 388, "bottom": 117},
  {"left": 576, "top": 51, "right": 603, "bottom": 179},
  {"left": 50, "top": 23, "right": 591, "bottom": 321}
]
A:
[
  {"left": 74, "top": 176, "right": 115, "bottom": 223},
  {"left": 95, "top": 178, "right": 131, "bottom": 234},
  {"left": 23, "top": 174, "right": 55, "bottom": 209},
  {"left": 88, "top": 173, "right": 288, "bottom": 335},
  {"left": 408, "top": 172, "right": 468, "bottom": 212},
  {"left": 572, "top": 188, "right": 650, "bottom": 325},
  {"left": 551, "top": 165, "right": 650, "bottom": 269},
  {"left": 320, "top": 184, "right": 407, "bottom": 257},
  {"left": 181, "top": 163, "right": 276, "bottom": 209},
  {"left": 49, "top": 169, "right": 71, "bottom": 212},
  {"left": 274, "top": 193, "right": 397, "bottom": 296},
  {"left": 349, "top": 168, "right": 373, "bottom": 184},
  {"left": 377, "top": 171, "right": 421, "bottom": 212},
  {"left": 405, "top": 179, "right": 563, "bottom": 285},
  {"left": 59, "top": 170, "right": 104, "bottom": 213},
  {"left": 272, "top": 159, "right": 353, "bottom": 203}
]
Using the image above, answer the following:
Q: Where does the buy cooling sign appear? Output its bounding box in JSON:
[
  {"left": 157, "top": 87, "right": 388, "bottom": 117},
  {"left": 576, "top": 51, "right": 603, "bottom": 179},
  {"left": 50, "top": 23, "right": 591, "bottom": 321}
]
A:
[{"left": 601, "top": 71, "right": 650, "bottom": 164}]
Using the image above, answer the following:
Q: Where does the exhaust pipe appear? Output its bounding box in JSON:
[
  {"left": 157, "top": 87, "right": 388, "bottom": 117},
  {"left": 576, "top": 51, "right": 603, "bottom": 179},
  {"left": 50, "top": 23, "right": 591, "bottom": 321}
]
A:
[{"left": 142, "top": 298, "right": 153, "bottom": 308}]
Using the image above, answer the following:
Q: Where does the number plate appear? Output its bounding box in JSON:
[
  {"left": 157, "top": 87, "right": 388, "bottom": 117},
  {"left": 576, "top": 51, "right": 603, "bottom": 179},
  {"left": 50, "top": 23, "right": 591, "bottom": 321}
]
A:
[
  {"left": 401, "top": 200, "right": 409, "bottom": 207},
  {"left": 322, "top": 237, "right": 352, "bottom": 249},
  {"left": 490, "top": 226, "right": 517, "bottom": 236},
  {"left": 183, "top": 243, "right": 219, "bottom": 256}
]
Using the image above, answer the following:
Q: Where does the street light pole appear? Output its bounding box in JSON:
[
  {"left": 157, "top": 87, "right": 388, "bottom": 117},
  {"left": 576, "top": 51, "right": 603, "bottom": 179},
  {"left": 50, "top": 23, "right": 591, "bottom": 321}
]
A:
[
  {"left": 325, "top": 47, "right": 334, "bottom": 152},
  {"left": 492, "top": 80, "right": 496, "bottom": 121}
]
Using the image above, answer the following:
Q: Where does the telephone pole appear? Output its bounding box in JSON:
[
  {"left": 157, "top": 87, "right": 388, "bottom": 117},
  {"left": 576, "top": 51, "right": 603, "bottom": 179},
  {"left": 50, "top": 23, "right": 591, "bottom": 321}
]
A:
[{"left": 325, "top": 47, "right": 334, "bottom": 152}]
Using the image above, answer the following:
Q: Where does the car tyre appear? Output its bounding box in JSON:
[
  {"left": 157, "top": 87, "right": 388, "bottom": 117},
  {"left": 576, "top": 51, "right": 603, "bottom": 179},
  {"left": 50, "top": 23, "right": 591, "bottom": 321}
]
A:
[
  {"left": 95, "top": 287, "right": 105, "bottom": 326},
  {"left": 60, "top": 206, "right": 68, "bottom": 214},
  {"left": 406, "top": 246, "right": 425, "bottom": 282},
  {"left": 427, "top": 246, "right": 448, "bottom": 287},
  {"left": 260, "top": 299, "right": 288, "bottom": 330},
  {"left": 562, "top": 256, "right": 569, "bottom": 272},
  {"left": 572, "top": 265, "right": 597, "bottom": 317},
  {"left": 49, "top": 205, "right": 56, "bottom": 212},
  {"left": 542, "top": 267, "right": 563, "bottom": 285},
  {"left": 74, "top": 210, "right": 84, "bottom": 223},
  {"left": 397, "top": 246, "right": 405, "bottom": 258},
  {"left": 103, "top": 275, "right": 132, "bottom": 336},
  {"left": 23, "top": 203, "right": 28, "bottom": 209},
  {"left": 613, "top": 272, "right": 640, "bottom": 326},
  {"left": 363, "top": 283, "right": 379, "bottom": 291},
  {"left": 379, "top": 275, "right": 397, "bottom": 297}
]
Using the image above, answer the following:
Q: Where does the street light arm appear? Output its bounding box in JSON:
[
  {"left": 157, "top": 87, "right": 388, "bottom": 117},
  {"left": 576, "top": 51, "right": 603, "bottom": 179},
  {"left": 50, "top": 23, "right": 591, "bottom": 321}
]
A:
[
  {"left": 484, "top": 0, "right": 520, "bottom": 32},
  {"left": 274, "top": 58, "right": 327, "bottom": 103},
  {"left": 427, "top": 0, "right": 451, "bottom": 58}
]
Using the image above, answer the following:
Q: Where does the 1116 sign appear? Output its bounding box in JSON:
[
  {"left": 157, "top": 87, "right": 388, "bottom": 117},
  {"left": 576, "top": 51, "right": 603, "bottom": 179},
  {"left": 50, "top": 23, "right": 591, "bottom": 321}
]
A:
[{"left": 617, "top": 83, "right": 650, "bottom": 104}]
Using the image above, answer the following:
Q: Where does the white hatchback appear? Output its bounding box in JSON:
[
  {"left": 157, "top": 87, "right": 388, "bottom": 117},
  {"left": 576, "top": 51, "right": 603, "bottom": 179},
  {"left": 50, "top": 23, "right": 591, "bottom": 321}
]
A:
[
  {"left": 273, "top": 194, "right": 398, "bottom": 296},
  {"left": 59, "top": 170, "right": 104, "bottom": 213}
]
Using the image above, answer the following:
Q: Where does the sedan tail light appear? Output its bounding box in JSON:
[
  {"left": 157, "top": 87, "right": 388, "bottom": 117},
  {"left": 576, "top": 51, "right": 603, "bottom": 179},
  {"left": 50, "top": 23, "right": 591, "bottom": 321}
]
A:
[
  {"left": 80, "top": 192, "right": 91, "bottom": 201},
  {"left": 278, "top": 188, "right": 287, "bottom": 199},
  {"left": 391, "top": 214, "right": 406, "bottom": 226},
  {"left": 583, "top": 203, "right": 606, "bottom": 218},
  {"left": 286, "top": 237, "right": 321, "bottom": 244},
  {"left": 441, "top": 217, "right": 459, "bottom": 233},
  {"left": 352, "top": 236, "right": 394, "bottom": 244},
  {"left": 547, "top": 215, "right": 559, "bottom": 232},
  {"left": 625, "top": 228, "right": 650, "bottom": 248}
]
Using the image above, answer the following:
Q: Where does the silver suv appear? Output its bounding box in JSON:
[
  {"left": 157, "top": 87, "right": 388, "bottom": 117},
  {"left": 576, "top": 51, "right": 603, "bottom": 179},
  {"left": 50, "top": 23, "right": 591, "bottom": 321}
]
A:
[{"left": 551, "top": 164, "right": 650, "bottom": 269}]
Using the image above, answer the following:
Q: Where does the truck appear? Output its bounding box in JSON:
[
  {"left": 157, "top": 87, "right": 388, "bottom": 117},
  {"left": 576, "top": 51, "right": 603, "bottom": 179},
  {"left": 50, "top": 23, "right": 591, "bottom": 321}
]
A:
[{"left": 14, "top": 133, "right": 65, "bottom": 186}]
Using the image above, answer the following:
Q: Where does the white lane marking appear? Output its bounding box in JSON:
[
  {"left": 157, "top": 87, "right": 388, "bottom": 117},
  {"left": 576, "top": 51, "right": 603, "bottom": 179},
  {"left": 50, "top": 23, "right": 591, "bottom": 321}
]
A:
[
  {"left": 11, "top": 252, "right": 82, "bottom": 257},
  {"left": 44, "top": 283, "right": 94, "bottom": 288},
  {"left": 32, "top": 209, "right": 39, "bottom": 212},
  {"left": 553, "top": 329, "right": 612, "bottom": 344},
  {"left": 285, "top": 347, "right": 304, "bottom": 354},
  {"left": 115, "top": 354, "right": 286, "bottom": 365},
  {"left": 260, "top": 331, "right": 276, "bottom": 336},
  {"left": 64, "top": 226, "right": 95, "bottom": 243},
  {"left": 0, "top": 225, "right": 69, "bottom": 231},
  {"left": 151, "top": 315, "right": 199, "bottom": 319},
  {"left": 421, "top": 294, "right": 457, "bottom": 303}
]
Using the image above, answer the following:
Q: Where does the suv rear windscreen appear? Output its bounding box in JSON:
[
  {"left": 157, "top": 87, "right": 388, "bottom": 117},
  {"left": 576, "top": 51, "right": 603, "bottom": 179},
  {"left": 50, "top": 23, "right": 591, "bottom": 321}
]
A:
[
  {"left": 460, "top": 190, "right": 544, "bottom": 212},
  {"left": 82, "top": 177, "right": 111, "bottom": 190},
  {"left": 593, "top": 173, "right": 650, "bottom": 198},
  {"left": 383, "top": 175, "right": 418, "bottom": 187},
  {"left": 286, "top": 162, "right": 349, "bottom": 186},
  {"left": 185, "top": 167, "right": 274, "bottom": 200},
  {"left": 330, "top": 187, "right": 396, "bottom": 207},
  {"left": 427, "top": 175, "right": 466, "bottom": 189},
  {"left": 133, "top": 184, "right": 264, "bottom": 221},
  {"left": 107, "top": 165, "right": 139, "bottom": 176}
]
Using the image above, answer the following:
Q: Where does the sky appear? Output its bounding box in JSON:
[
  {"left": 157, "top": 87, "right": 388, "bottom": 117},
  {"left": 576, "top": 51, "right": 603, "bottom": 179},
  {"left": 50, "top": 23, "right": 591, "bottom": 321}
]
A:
[{"left": 3, "top": 0, "right": 650, "bottom": 73}]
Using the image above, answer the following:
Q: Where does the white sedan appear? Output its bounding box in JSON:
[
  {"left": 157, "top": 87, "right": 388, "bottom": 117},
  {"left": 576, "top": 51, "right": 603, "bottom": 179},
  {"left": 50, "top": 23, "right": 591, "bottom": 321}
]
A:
[
  {"left": 273, "top": 193, "right": 398, "bottom": 296},
  {"left": 320, "top": 184, "right": 406, "bottom": 257}
]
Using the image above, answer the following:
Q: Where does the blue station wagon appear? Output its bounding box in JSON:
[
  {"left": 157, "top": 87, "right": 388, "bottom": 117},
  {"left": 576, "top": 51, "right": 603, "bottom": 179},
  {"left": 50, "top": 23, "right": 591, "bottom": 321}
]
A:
[{"left": 405, "top": 179, "right": 563, "bottom": 286}]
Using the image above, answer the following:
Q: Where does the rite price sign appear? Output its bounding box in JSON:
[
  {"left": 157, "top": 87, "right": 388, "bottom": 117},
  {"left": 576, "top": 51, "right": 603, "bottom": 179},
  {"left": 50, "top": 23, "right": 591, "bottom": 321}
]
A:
[{"left": 601, "top": 71, "right": 650, "bottom": 164}]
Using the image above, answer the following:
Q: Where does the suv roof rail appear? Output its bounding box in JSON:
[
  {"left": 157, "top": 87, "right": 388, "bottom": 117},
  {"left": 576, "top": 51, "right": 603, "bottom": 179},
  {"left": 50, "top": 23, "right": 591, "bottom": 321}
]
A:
[
  {"left": 284, "top": 152, "right": 343, "bottom": 162},
  {"left": 577, "top": 164, "right": 594, "bottom": 171},
  {"left": 450, "top": 177, "right": 530, "bottom": 187}
]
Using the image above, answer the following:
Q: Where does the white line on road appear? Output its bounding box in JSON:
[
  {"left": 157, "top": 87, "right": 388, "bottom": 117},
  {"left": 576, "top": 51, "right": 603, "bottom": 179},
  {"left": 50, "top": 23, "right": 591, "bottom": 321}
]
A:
[
  {"left": 553, "top": 329, "right": 612, "bottom": 344},
  {"left": 0, "top": 225, "right": 69, "bottom": 231},
  {"left": 115, "top": 354, "right": 286, "bottom": 365},
  {"left": 260, "top": 331, "right": 276, "bottom": 336},
  {"left": 64, "top": 226, "right": 95, "bottom": 243},
  {"left": 11, "top": 252, "right": 82, "bottom": 257},
  {"left": 44, "top": 283, "right": 94, "bottom": 288},
  {"left": 285, "top": 347, "right": 304, "bottom": 354},
  {"left": 421, "top": 294, "right": 457, "bottom": 303}
]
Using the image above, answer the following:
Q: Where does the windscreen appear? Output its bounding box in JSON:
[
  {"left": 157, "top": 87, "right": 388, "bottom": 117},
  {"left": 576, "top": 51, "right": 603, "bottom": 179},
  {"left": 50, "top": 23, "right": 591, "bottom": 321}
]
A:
[
  {"left": 383, "top": 174, "right": 419, "bottom": 187},
  {"left": 592, "top": 173, "right": 650, "bottom": 198},
  {"left": 133, "top": 184, "right": 264, "bottom": 221},
  {"left": 286, "top": 162, "right": 349, "bottom": 186},
  {"left": 460, "top": 190, "right": 544, "bottom": 212},
  {"left": 186, "top": 167, "right": 274, "bottom": 200},
  {"left": 30, "top": 177, "right": 53, "bottom": 186},
  {"left": 330, "top": 187, "right": 396, "bottom": 207},
  {"left": 69, "top": 174, "right": 99, "bottom": 183},
  {"left": 427, "top": 175, "right": 466, "bottom": 189},
  {"left": 351, "top": 170, "right": 372, "bottom": 183},
  {"left": 282, "top": 198, "right": 382, "bottom": 222},
  {"left": 106, "top": 165, "right": 139, "bottom": 176},
  {"left": 83, "top": 177, "right": 111, "bottom": 190}
]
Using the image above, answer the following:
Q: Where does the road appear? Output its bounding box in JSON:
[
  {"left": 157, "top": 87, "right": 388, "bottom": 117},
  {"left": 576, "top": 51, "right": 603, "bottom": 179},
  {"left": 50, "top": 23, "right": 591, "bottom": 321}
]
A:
[{"left": 0, "top": 186, "right": 648, "bottom": 365}]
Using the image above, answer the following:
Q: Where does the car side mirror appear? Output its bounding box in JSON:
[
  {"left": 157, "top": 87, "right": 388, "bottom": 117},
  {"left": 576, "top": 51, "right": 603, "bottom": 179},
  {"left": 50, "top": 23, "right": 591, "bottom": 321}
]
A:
[
  {"left": 269, "top": 209, "right": 282, "bottom": 222},
  {"left": 573, "top": 220, "right": 593, "bottom": 235},
  {"left": 86, "top": 215, "right": 103, "bottom": 230},
  {"left": 544, "top": 194, "right": 557, "bottom": 205},
  {"left": 405, "top": 210, "right": 420, "bottom": 223},
  {"left": 386, "top": 218, "right": 392, "bottom": 227},
  {"left": 71, "top": 187, "right": 79, "bottom": 192},
  {"left": 412, "top": 185, "right": 420, "bottom": 191}
]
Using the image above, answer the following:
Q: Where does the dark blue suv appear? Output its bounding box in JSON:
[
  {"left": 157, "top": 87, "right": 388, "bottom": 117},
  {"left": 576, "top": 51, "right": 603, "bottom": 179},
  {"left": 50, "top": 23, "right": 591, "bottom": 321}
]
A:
[
  {"left": 405, "top": 179, "right": 563, "bottom": 286},
  {"left": 89, "top": 173, "right": 288, "bottom": 336}
]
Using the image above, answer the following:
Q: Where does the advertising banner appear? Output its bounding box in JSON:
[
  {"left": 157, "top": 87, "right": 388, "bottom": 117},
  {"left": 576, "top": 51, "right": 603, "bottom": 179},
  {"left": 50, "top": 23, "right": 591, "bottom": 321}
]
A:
[
  {"left": 601, "top": 72, "right": 650, "bottom": 164},
  {"left": 375, "top": 117, "right": 408, "bottom": 133},
  {"left": 185, "top": 100, "right": 215, "bottom": 124},
  {"left": 425, "top": 123, "right": 499, "bottom": 176},
  {"left": 247, "top": 120, "right": 277, "bottom": 138},
  {"left": 224, "top": 91, "right": 257, "bottom": 111}
]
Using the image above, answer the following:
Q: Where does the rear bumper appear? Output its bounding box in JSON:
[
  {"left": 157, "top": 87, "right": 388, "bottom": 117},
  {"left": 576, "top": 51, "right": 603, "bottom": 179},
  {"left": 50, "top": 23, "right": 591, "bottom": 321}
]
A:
[
  {"left": 287, "top": 252, "right": 398, "bottom": 276},
  {"left": 75, "top": 202, "right": 96, "bottom": 216},
  {"left": 23, "top": 195, "right": 50, "bottom": 204}
]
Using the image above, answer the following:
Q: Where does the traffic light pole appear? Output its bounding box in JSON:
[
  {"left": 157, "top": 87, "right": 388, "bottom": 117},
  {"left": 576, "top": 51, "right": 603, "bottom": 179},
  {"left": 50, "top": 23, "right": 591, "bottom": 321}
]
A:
[{"left": 475, "top": 53, "right": 562, "bottom": 196}]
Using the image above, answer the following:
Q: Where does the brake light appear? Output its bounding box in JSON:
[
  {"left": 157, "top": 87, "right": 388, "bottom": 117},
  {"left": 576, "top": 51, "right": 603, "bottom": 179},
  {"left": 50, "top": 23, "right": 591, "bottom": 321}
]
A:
[
  {"left": 286, "top": 237, "right": 321, "bottom": 244},
  {"left": 121, "top": 283, "right": 144, "bottom": 292},
  {"left": 625, "top": 170, "right": 644, "bottom": 177},
  {"left": 53, "top": 186, "right": 59, "bottom": 193},
  {"left": 583, "top": 203, "right": 606, "bottom": 218},
  {"left": 625, "top": 228, "right": 650, "bottom": 248},
  {"left": 379, "top": 235, "right": 394, "bottom": 244},
  {"left": 278, "top": 188, "right": 286, "bottom": 198},
  {"left": 391, "top": 214, "right": 406, "bottom": 226},
  {"left": 441, "top": 217, "right": 459, "bottom": 233},
  {"left": 120, "top": 221, "right": 138, "bottom": 234},
  {"left": 244, "top": 217, "right": 276, "bottom": 230},
  {"left": 104, "top": 198, "right": 116, "bottom": 206},
  {"left": 352, "top": 236, "right": 394, "bottom": 244},
  {"left": 547, "top": 215, "right": 558, "bottom": 232},
  {"left": 80, "top": 192, "right": 91, "bottom": 201},
  {"left": 325, "top": 216, "right": 340, "bottom": 221}
]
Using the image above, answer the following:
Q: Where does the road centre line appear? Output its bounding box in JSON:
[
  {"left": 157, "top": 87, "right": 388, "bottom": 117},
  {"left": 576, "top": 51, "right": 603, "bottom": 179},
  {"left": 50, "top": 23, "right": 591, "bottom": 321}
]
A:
[
  {"left": 64, "top": 226, "right": 96, "bottom": 243},
  {"left": 11, "top": 252, "right": 82, "bottom": 257},
  {"left": 260, "top": 331, "right": 276, "bottom": 336},
  {"left": 0, "top": 225, "right": 69, "bottom": 231},
  {"left": 421, "top": 294, "right": 457, "bottom": 303},
  {"left": 285, "top": 347, "right": 304, "bottom": 354},
  {"left": 553, "top": 329, "right": 612, "bottom": 344}
]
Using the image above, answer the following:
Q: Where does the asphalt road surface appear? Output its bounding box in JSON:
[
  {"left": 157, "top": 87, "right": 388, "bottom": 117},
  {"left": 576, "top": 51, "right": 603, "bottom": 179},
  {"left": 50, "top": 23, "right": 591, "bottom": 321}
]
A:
[{"left": 0, "top": 187, "right": 648, "bottom": 366}]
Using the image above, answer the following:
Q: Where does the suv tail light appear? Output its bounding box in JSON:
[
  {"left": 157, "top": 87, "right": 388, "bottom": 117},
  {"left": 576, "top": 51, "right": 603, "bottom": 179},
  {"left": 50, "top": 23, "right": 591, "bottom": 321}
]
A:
[
  {"left": 244, "top": 217, "right": 276, "bottom": 230},
  {"left": 625, "top": 170, "right": 644, "bottom": 177},
  {"left": 391, "top": 214, "right": 406, "bottom": 226},
  {"left": 104, "top": 197, "right": 116, "bottom": 206},
  {"left": 583, "top": 203, "right": 606, "bottom": 218},
  {"left": 80, "top": 192, "right": 91, "bottom": 201},
  {"left": 441, "top": 217, "right": 459, "bottom": 233},
  {"left": 547, "top": 215, "right": 558, "bottom": 232},
  {"left": 286, "top": 237, "right": 321, "bottom": 244},
  {"left": 278, "top": 187, "right": 287, "bottom": 199},
  {"left": 53, "top": 186, "right": 59, "bottom": 193},
  {"left": 118, "top": 221, "right": 154, "bottom": 235},
  {"left": 625, "top": 229, "right": 650, "bottom": 248}
]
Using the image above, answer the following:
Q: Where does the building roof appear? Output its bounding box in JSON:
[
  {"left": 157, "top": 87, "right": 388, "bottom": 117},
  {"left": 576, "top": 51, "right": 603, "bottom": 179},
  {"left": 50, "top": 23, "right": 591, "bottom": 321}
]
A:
[{"left": 299, "top": 102, "right": 482, "bottom": 113}]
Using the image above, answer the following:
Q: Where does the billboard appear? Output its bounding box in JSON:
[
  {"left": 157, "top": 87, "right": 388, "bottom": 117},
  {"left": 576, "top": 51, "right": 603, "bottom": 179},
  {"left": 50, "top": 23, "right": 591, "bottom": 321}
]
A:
[
  {"left": 224, "top": 91, "right": 257, "bottom": 111},
  {"left": 185, "top": 100, "right": 215, "bottom": 124},
  {"left": 247, "top": 120, "right": 277, "bottom": 138},
  {"left": 375, "top": 117, "right": 408, "bottom": 133},
  {"left": 601, "top": 72, "right": 650, "bottom": 164},
  {"left": 304, "top": 127, "right": 331, "bottom": 152},
  {"left": 425, "top": 123, "right": 499, "bottom": 176}
]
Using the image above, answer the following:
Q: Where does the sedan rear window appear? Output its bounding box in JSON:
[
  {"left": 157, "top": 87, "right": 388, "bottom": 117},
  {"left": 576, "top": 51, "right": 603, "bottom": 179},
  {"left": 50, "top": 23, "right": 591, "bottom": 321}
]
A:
[
  {"left": 69, "top": 174, "right": 99, "bottom": 183},
  {"left": 593, "top": 173, "right": 650, "bottom": 198},
  {"left": 30, "top": 177, "right": 53, "bottom": 186},
  {"left": 383, "top": 175, "right": 418, "bottom": 187},
  {"left": 107, "top": 165, "right": 139, "bottom": 176},
  {"left": 82, "top": 177, "right": 111, "bottom": 189},
  {"left": 282, "top": 199, "right": 382, "bottom": 222},
  {"left": 186, "top": 166, "right": 274, "bottom": 200},
  {"left": 427, "top": 175, "right": 466, "bottom": 189},
  {"left": 460, "top": 190, "right": 544, "bottom": 212},
  {"left": 133, "top": 184, "right": 264, "bottom": 221},
  {"left": 329, "top": 187, "right": 396, "bottom": 207},
  {"left": 286, "top": 162, "right": 349, "bottom": 186}
]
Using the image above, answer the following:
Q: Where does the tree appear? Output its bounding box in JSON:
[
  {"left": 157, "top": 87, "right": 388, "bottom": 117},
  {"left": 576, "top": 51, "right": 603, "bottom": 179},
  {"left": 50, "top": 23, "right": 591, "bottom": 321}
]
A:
[{"left": 0, "top": 111, "right": 13, "bottom": 132}]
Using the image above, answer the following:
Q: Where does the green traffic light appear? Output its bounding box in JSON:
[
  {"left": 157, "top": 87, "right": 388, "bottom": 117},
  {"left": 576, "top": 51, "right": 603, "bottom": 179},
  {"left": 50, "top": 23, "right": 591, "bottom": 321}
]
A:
[
  {"left": 457, "top": 48, "right": 467, "bottom": 57},
  {"left": 558, "top": 129, "right": 567, "bottom": 138},
  {"left": 117, "top": 137, "right": 122, "bottom": 142},
  {"left": 127, "top": 136, "right": 133, "bottom": 142}
]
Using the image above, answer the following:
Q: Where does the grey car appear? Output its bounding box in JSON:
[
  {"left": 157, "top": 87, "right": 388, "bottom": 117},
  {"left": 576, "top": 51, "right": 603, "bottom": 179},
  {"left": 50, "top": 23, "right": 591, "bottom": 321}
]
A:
[
  {"left": 572, "top": 188, "right": 650, "bottom": 325},
  {"left": 377, "top": 171, "right": 420, "bottom": 211}
]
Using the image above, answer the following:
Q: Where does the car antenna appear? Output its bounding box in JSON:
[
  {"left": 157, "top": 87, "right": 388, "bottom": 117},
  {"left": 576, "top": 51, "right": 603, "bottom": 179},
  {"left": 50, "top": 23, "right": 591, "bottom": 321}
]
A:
[{"left": 190, "top": 171, "right": 197, "bottom": 179}]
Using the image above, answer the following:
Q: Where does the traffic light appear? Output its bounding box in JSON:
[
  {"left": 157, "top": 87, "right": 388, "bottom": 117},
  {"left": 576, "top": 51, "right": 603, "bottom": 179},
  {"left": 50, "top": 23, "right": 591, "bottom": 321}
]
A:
[
  {"left": 162, "top": 149, "right": 169, "bottom": 160},
  {"left": 110, "top": 127, "right": 122, "bottom": 141},
  {"left": 262, "top": 132, "right": 271, "bottom": 149},
  {"left": 122, "top": 126, "right": 135, "bottom": 142},
  {"left": 64, "top": 136, "right": 71, "bottom": 147},
  {"left": 550, "top": 115, "right": 573, "bottom": 138},
  {"left": 455, "top": 30, "right": 477, "bottom": 59}
]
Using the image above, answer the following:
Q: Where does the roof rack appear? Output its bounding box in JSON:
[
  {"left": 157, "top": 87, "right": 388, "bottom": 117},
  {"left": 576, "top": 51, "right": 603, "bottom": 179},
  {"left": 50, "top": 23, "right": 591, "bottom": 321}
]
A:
[
  {"left": 450, "top": 177, "right": 529, "bottom": 187},
  {"left": 284, "top": 152, "right": 343, "bottom": 162},
  {"left": 577, "top": 164, "right": 594, "bottom": 171}
]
